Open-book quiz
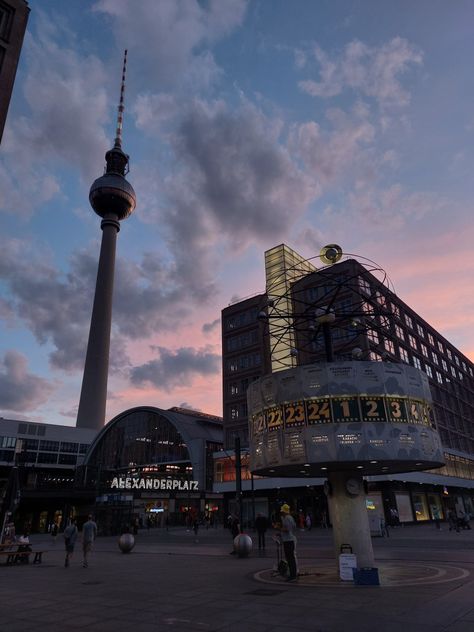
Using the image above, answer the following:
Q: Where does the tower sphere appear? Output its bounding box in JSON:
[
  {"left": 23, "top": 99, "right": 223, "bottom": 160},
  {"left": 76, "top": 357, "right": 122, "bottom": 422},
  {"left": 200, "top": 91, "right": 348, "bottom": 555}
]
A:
[{"left": 89, "top": 172, "right": 136, "bottom": 221}]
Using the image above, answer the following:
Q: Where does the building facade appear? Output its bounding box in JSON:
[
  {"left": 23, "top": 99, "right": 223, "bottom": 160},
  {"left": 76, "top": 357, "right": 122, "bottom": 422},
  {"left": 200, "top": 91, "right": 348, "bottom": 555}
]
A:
[
  {"left": 1, "top": 406, "right": 223, "bottom": 535},
  {"left": 218, "top": 246, "right": 474, "bottom": 527},
  {"left": 0, "top": 417, "right": 96, "bottom": 533},
  {"left": 0, "top": 0, "right": 29, "bottom": 143}
]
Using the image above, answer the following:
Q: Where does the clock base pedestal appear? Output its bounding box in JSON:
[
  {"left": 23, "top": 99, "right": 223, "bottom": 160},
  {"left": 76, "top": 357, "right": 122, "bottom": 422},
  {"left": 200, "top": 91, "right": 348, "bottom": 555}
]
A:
[{"left": 327, "top": 471, "right": 375, "bottom": 569}]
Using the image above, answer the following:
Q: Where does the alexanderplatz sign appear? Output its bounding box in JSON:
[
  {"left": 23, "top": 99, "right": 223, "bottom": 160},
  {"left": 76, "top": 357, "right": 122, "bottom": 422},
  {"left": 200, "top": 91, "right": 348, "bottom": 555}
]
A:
[{"left": 110, "top": 477, "right": 199, "bottom": 491}]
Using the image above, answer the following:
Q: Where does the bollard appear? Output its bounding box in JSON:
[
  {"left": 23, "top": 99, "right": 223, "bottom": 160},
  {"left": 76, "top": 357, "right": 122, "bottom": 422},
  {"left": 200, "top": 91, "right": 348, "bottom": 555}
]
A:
[
  {"left": 233, "top": 533, "right": 252, "bottom": 558},
  {"left": 118, "top": 533, "right": 135, "bottom": 553}
]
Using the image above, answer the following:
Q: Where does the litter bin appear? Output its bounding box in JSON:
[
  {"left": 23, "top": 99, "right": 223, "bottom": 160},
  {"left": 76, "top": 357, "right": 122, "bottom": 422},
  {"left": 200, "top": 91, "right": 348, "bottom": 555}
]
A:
[
  {"left": 353, "top": 567, "right": 380, "bottom": 586},
  {"left": 339, "top": 544, "right": 357, "bottom": 581}
]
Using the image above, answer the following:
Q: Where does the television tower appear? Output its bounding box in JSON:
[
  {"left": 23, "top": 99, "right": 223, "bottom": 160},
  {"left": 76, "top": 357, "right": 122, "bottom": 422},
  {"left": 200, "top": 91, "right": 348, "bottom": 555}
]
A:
[{"left": 76, "top": 50, "right": 136, "bottom": 431}]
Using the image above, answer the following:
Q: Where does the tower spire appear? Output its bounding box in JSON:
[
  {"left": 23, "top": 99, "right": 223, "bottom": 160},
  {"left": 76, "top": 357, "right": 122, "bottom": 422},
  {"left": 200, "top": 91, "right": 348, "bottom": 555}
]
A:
[
  {"left": 104, "top": 49, "right": 130, "bottom": 177},
  {"left": 114, "top": 49, "right": 127, "bottom": 149}
]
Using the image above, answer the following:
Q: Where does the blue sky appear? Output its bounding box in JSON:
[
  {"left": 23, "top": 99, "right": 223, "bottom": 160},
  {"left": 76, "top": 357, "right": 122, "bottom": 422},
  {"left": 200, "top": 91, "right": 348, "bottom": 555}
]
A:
[{"left": 1, "top": 0, "right": 474, "bottom": 425}]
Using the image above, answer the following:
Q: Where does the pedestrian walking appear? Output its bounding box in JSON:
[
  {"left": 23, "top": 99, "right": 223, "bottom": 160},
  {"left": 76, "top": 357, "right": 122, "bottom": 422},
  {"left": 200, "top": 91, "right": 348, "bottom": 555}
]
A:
[
  {"left": 255, "top": 513, "right": 268, "bottom": 551},
  {"left": 63, "top": 518, "right": 78, "bottom": 568},
  {"left": 448, "top": 509, "right": 459, "bottom": 533},
  {"left": 305, "top": 513, "right": 312, "bottom": 531},
  {"left": 81, "top": 514, "right": 97, "bottom": 568},
  {"left": 193, "top": 517, "right": 199, "bottom": 542},
  {"left": 279, "top": 504, "right": 297, "bottom": 582},
  {"left": 51, "top": 522, "right": 59, "bottom": 543}
]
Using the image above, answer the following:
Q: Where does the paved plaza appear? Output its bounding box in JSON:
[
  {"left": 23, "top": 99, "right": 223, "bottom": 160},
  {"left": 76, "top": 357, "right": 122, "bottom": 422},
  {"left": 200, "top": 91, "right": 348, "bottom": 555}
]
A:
[{"left": 1, "top": 523, "right": 474, "bottom": 632}]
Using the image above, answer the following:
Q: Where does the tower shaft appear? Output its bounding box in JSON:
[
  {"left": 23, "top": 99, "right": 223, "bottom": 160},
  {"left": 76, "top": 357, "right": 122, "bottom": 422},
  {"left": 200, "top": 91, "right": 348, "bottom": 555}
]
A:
[{"left": 76, "top": 216, "right": 120, "bottom": 430}]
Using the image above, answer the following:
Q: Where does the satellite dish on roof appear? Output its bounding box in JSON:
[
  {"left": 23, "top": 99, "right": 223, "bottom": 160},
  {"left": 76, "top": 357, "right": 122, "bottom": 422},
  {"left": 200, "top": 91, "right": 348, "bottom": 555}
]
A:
[{"left": 320, "top": 244, "right": 343, "bottom": 265}]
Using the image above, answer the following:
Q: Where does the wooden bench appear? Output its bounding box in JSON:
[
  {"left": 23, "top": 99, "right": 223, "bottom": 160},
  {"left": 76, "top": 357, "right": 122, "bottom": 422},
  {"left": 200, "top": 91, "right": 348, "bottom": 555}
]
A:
[{"left": 0, "top": 549, "right": 47, "bottom": 565}]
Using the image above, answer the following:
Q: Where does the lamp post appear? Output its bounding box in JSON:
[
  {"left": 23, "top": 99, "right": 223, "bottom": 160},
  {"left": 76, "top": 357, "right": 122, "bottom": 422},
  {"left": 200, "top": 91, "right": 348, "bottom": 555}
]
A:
[{"left": 234, "top": 437, "right": 243, "bottom": 531}]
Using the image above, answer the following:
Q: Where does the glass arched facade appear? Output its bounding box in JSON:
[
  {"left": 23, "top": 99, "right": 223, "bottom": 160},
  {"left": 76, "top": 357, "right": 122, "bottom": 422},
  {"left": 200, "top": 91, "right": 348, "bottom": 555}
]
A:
[
  {"left": 86, "top": 409, "right": 191, "bottom": 473},
  {"left": 79, "top": 406, "right": 223, "bottom": 534}
]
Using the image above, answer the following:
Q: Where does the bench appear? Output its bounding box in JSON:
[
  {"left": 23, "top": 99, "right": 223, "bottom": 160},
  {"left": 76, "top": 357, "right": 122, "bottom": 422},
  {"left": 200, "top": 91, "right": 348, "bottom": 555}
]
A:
[{"left": 0, "top": 550, "right": 47, "bottom": 565}]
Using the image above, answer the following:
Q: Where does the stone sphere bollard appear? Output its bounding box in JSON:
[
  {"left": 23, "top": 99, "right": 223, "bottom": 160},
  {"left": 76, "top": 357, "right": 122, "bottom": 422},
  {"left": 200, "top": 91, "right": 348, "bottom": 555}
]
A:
[
  {"left": 118, "top": 533, "right": 135, "bottom": 553},
  {"left": 233, "top": 533, "right": 252, "bottom": 558}
]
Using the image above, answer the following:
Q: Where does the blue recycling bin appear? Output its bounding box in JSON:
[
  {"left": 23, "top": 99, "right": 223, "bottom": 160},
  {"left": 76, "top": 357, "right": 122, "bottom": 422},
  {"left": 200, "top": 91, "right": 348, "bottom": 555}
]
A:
[{"left": 352, "top": 567, "right": 380, "bottom": 586}]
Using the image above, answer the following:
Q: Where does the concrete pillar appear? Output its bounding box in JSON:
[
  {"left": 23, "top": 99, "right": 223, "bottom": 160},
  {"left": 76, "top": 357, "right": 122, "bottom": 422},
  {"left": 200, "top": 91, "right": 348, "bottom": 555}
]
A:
[
  {"left": 327, "top": 471, "right": 375, "bottom": 568},
  {"left": 76, "top": 214, "right": 120, "bottom": 430}
]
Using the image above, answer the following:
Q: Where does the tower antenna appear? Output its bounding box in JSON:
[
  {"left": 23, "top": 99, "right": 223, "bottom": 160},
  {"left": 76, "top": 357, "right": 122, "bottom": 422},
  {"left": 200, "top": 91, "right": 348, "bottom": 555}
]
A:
[{"left": 114, "top": 49, "right": 128, "bottom": 149}]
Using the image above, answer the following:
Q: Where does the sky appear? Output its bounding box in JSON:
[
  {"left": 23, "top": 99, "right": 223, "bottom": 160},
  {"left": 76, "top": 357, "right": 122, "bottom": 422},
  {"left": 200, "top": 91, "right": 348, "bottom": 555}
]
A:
[{"left": 1, "top": 0, "right": 474, "bottom": 426}]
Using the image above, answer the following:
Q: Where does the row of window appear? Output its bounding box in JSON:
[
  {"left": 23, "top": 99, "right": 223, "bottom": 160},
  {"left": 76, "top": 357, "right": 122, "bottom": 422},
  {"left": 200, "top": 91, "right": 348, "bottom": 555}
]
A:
[
  {"left": 226, "top": 353, "right": 262, "bottom": 373},
  {"left": 0, "top": 450, "right": 78, "bottom": 465},
  {"left": 226, "top": 329, "right": 258, "bottom": 352},
  {"left": 0, "top": 436, "right": 89, "bottom": 453},
  {"left": 224, "top": 307, "right": 259, "bottom": 332}
]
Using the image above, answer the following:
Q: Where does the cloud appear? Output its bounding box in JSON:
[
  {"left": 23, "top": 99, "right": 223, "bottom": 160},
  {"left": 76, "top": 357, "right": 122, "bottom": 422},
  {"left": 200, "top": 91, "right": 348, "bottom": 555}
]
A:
[
  {"left": 0, "top": 351, "right": 55, "bottom": 412},
  {"left": 167, "top": 98, "right": 317, "bottom": 246},
  {"left": 290, "top": 105, "right": 375, "bottom": 188},
  {"left": 298, "top": 37, "right": 423, "bottom": 108},
  {"left": 202, "top": 319, "right": 220, "bottom": 335},
  {"left": 0, "top": 237, "right": 216, "bottom": 373},
  {"left": 0, "top": 10, "right": 110, "bottom": 217},
  {"left": 130, "top": 346, "right": 221, "bottom": 390},
  {"left": 93, "top": 0, "right": 247, "bottom": 90}
]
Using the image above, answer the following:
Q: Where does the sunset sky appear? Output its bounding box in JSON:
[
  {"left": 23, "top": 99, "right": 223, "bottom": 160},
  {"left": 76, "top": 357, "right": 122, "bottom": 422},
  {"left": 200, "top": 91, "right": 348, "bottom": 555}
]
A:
[{"left": 1, "top": 0, "right": 474, "bottom": 426}]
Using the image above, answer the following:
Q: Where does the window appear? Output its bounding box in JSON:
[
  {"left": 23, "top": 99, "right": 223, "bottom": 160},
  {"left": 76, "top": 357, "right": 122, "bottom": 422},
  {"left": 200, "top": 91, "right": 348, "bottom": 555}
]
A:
[
  {"left": 384, "top": 339, "right": 395, "bottom": 354},
  {"left": 358, "top": 276, "right": 371, "bottom": 296},
  {"left": 420, "top": 343, "right": 428, "bottom": 358},
  {"left": 230, "top": 406, "right": 239, "bottom": 420},
  {"left": 405, "top": 314, "right": 413, "bottom": 329},
  {"left": 395, "top": 325, "right": 405, "bottom": 341},
  {"left": 451, "top": 366, "right": 457, "bottom": 378},
  {"left": 230, "top": 383, "right": 239, "bottom": 396},
  {"left": 39, "top": 440, "right": 59, "bottom": 451},
  {"left": 0, "top": 2, "right": 14, "bottom": 41},
  {"left": 462, "top": 361, "right": 467, "bottom": 372},
  {"left": 413, "top": 357, "right": 421, "bottom": 370},
  {"left": 416, "top": 324, "right": 425, "bottom": 338},
  {"left": 425, "top": 364, "right": 433, "bottom": 378},
  {"left": 375, "top": 291, "right": 386, "bottom": 307},
  {"left": 379, "top": 315, "right": 390, "bottom": 329},
  {"left": 432, "top": 352, "right": 439, "bottom": 365},
  {"left": 469, "top": 368, "right": 473, "bottom": 377},
  {"left": 367, "top": 329, "right": 379, "bottom": 344},
  {"left": 60, "top": 442, "right": 78, "bottom": 453},
  {"left": 369, "top": 351, "right": 383, "bottom": 361},
  {"left": 18, "top": 424, "right": 27, "bottom": 434},
  {"left": 436, "top": 371, "right": 443, "bottom": 384},
  {"left": 455, "top": 356, "right": 460, "bottom": 367},
  {"left": 58, "top": 454, "right": 77, "bottom": 465},
  {"left": 441, "top": 359, "right": 448, "bottom": 372},
  {"left": 408, "top": 334, "right": 417, "bottom": 350},
  {"left": 0, "top": 436, "right": 16, "bottom": 448},
  {"left": 79, "top": 444, "right": 89, "bottom": 454},
  {"left": 37, "top": 453, "right": 58, "bottom": 464},
  {"left": 438, "top": 341, "right": 444, "bottom": 353},
  {"left": 391, "top": 303, "right": 400, "bottom": 318},
  {"left": 24, "top": 439, "right": 38, "bottom": 450},
  {"left": 399, "top": 347, "right": 409, "bottom": 363},
  {"left": 27, "top": 425, "right": 37, "bottom": 435},
  {"left": 427, "top": 333, "right": 434, "bottom": 346},
  {"left": 446, "top": 349, "right": 452, "bottom": 360}
]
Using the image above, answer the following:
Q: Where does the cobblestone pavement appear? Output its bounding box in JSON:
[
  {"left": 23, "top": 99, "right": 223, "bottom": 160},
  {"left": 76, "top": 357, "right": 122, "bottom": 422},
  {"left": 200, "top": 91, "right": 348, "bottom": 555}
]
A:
[{"left": 1, "top": 524, "right": 474, "bottom": 631}]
